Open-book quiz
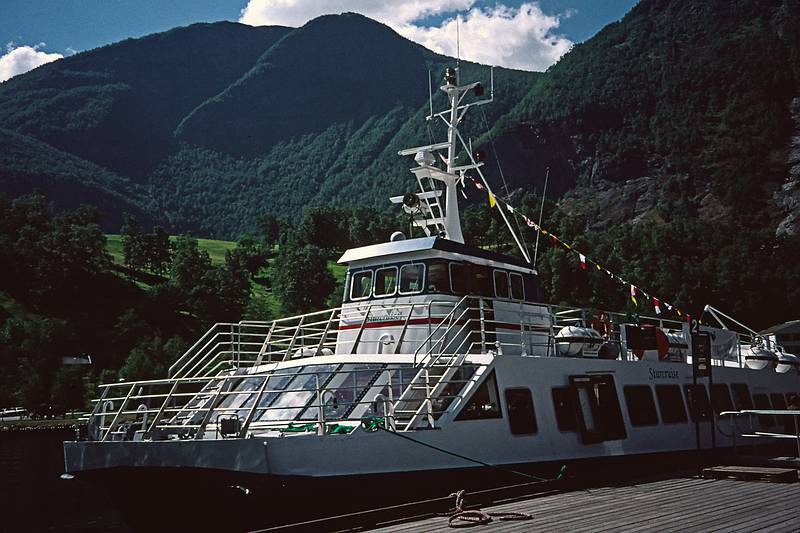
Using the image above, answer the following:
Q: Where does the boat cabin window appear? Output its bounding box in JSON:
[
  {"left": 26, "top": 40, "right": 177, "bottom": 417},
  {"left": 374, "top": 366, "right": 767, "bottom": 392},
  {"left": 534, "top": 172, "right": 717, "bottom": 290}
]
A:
[
  {"left": 450, "top": 263, "right": 467, "bottom": 294},
  {"left": 551, "top": 387, "right": 578, "bottom": 432},
  {"left": 510, "top": 273, "right": 524, "bottom": 300},
  {"left": 752, "top": 394, "right": 775, "bottom": 427},
  {"left": 786, "top": 392, "right": 800, "bottom": 409},
  {"left": 427, "top": 261, "right": 450, "bottom": 292},
  {"left": 683, "top": 384, "right": 712, "bottom": 422},
  {"left": 350, "top": 270, "right": 373, "bottom": 300},
  {"left": 711, "top": 384, "right": 734, "bottom": 415},
  {"left": 345, "top": 260, "right": 539, "bottom": 302},
  {"left": 455, "top": 371, "right": 502, "bottom": 421},
  {"left": 374, "top": 267, "right": 397, "bottom": 297},
  {"left": 570, "top": 375, "right": 627, "bottom": 443},
  {"left": 770, "top": 393, "right": 787, "bottom": 410},
  {"left": 399, "top": 264, "right": 425, "bottom": 295},
  {"left": 505, "top": 388, "right": 537, "bottom": 435},
  {"left": 623, "top": 385, "right": 658, "bottom": 427},
  {"left": 494, "top": 270, "right": 509, "bottom": 299},
  {"left": 655, "top": 385, "right": 688, "bottom": 424},
  {"left": 731, "top": 383, "right": 753, "bottom": 410}
]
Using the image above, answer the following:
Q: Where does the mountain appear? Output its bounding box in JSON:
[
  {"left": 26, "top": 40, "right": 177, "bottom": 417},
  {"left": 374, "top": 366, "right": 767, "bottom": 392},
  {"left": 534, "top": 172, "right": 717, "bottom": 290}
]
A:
[
  {"left": 0, "top": 14, "right": 534, "bottom": 235},
  {"left": 0, "top": 2, "right": 798, "bottom": 242},
  {"left": 492, "top": 0, "right": 800, "bottom": 236}
]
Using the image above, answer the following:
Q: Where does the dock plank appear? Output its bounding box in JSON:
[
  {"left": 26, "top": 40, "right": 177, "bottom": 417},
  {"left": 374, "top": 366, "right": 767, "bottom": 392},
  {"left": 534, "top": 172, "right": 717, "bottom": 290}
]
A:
[{"left": 371, "top": 476, "right": 800, "bottom": 533}]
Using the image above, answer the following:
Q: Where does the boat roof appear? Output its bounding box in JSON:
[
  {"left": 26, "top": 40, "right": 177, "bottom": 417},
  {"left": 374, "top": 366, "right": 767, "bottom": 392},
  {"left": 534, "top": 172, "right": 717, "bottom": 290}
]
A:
[
  {"left": 760, "top": 320, "right": 800, "bottom": 335},
  {"left": 337, "top": 236, "right": 534, "bottom": 271}
]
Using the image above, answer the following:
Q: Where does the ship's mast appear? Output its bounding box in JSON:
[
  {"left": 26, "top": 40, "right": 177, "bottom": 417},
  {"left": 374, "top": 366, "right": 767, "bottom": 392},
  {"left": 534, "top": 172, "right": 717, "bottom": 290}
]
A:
[{"left": 396, "top": 66, "right": 531, "bottom": 263}]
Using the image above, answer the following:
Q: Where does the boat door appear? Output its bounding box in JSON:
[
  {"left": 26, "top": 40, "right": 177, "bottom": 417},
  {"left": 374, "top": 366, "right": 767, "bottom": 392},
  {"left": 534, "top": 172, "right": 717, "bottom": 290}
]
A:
[{"left": 569, "top": 374, "right": 627, "bottom": 444}]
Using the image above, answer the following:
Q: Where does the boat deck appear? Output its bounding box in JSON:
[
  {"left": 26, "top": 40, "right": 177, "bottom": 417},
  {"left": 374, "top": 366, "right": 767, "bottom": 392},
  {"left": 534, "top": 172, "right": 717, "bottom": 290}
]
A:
[{"left": 371, "top": 475, "right": 800, "bottom": 532}]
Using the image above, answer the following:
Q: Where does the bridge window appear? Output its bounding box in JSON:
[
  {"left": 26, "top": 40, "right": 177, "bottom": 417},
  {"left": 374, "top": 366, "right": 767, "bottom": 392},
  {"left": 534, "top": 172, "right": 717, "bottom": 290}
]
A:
[
  {"left": 623, "top": 385, "right": 658, "bottom": 426},
  {"left": 427, "top": 261, "right": 449, "bottom": 293},
  {"left": 350, "top": 270, "right": 373, "bottom": 300},
  {"left": 374, "top": 267, "right": 397, "bottom": 297},
  {"left": 655, "top": 385, "right": 687, "bottom": 424},
  {"left": 494, "top": 270, "right": 509, "bottom": 298},
  {"left": 455, "top": 371, "right": 501, "bottom": 421},
  {"left": 399, "top": 264, "right": 424, "bottom": 295},
  {"left": 505, "top": 388, "right": 537, "bottom": 435},
  {"left": 510, "top": 273, "right": 524, "bottom": 300},
  {"left": 450, "top": 263, "right": 467, "bottom": 294}
]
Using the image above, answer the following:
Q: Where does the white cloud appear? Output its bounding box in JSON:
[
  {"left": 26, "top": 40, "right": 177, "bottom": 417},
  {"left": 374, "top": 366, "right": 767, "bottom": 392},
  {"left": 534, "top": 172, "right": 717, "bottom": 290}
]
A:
[
  {"left": 239, "top": 1, "right": 572, "bottom": 71},
  {"left": 0, "top": 43, "right": 63, "bottom": 83}
]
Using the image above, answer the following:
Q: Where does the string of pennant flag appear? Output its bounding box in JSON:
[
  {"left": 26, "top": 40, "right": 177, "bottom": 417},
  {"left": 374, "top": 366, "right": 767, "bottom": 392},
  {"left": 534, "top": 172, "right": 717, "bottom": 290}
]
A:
[{"left": 469, "top": 177, "right": 695, "bottom": 323}]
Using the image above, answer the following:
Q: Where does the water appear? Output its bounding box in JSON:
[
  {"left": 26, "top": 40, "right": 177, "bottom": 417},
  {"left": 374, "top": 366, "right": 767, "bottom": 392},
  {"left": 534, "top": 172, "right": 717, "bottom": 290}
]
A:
[{"left": 0, "top": 429, "right": 131, "bottom": 532}]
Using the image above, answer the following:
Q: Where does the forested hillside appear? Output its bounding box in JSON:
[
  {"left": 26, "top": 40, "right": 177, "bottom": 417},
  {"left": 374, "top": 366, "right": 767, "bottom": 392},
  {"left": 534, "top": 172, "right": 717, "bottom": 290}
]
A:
[{"left": 0, "top": 0, "right": 798, "bottom": 332}]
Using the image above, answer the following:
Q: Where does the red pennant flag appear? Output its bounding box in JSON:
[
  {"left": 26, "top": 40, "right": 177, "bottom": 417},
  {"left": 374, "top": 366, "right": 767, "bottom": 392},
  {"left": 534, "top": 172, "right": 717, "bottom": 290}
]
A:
[
  {"left": 686, "top": 313, "right": 692, "bottom": 323},
  {"left": 551, "top": 235, "right": 557, "bottom": 248},
  {"left": 579, "top": 254, "right": 587, "bottom": 270},
  {"left": 653, "top": 297, "right": 661, "bottom": 314}
]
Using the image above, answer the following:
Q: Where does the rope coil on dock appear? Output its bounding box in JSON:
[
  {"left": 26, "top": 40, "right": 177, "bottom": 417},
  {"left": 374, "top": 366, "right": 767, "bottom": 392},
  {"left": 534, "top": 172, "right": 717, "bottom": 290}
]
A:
[{"left": 446, "top": 489, "right": 532, "bottom": 528}]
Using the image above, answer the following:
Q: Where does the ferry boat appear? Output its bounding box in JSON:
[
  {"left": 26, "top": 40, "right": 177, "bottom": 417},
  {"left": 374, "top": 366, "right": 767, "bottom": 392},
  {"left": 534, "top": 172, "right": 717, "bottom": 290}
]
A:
[{"left": 64, "top": 67, "right": 800, "bottom": 528}]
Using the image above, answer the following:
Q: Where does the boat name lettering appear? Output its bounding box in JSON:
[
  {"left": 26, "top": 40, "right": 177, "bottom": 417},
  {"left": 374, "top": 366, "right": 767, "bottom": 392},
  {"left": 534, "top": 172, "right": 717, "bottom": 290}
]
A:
[{"left": 649, "top": 368, "right": 679, "bottom": 381}]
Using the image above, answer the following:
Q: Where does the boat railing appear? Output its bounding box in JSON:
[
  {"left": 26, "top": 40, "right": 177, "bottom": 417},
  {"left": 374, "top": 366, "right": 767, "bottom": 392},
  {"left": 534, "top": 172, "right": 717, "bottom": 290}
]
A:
[
  {"left": 86, "top": 358, "right": 492, "bottom": 442},
  {"left": 720, "top": 409, "right": 800, "bottom": 457},
  {"left": 165, "top": 298, "right": 748, "bottom": 382}
]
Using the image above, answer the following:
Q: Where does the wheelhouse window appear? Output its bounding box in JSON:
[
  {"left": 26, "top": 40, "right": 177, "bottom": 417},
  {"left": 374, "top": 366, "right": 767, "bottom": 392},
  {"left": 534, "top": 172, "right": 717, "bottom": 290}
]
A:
[
  {"left": 374, "top": 267, "right": 397, "bottom": 297},
  {"left": 455, "top": 371, "right": 502, "bottom": 420},
  {"left": 505, "top": 388, "right": 537, "bottom": 435},
  {"left": 510, "top": 273, "right": 524, "bottom": 300},
  {"left": 655, "top": 385, "right": 687, "bottom": 424},
  {"left": 427, "top": 261, "right": 449, "bottom": 293},
  {"left": 350, "top": 270, "right": 373, "bottom": 300},
  {"left": 524, "top": 274, "right": 540, "bottom": 302},
  {"left": 472, "top": 265, "right": 493, "bottom": 297},
  {"left": 493, "top": 270, "right": 509, "bottom": 299},
  {"left": 623, "top": 385, "right": 659, "bottom": 426},
  {"left": 450, "top": 263, "right": 467, "bottom": 295},
  {"left": 399, "top": 264, "right": 424, "bottom": 295}
]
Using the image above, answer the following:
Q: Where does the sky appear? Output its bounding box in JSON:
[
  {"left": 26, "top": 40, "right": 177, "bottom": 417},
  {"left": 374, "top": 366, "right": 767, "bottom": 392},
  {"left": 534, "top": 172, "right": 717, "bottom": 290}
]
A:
[{"left": 0, "top": 0, "right": 638, "bottom": 82}]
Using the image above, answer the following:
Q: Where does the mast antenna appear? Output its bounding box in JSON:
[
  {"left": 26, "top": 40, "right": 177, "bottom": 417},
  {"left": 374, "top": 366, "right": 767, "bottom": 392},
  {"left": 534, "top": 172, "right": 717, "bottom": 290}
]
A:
[
  {"left": 456, "top": 15, "right": 461, "bottom": 68},
  {"left": 428, "top": 70, "right": 434, "bottom": 119}
]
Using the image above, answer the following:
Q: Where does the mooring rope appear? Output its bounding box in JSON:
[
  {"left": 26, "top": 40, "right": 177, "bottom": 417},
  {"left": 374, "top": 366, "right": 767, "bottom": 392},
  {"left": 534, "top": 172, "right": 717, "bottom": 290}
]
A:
[
  {"left": 446, "top": 489, "right": 532, "bottom": 528},
  {"left": 361, "top": 417, "right": 567, "bottom": 483}
]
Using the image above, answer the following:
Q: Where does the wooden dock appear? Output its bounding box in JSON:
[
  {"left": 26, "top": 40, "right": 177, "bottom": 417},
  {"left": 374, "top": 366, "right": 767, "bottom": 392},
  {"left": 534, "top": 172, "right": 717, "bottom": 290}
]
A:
[{"left": 370, "top": 475, "right": 800, "bottom": 532}]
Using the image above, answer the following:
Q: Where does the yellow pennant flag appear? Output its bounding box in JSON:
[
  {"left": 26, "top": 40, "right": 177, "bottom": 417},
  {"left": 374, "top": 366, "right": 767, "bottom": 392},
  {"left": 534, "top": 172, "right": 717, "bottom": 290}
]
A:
[
  {"left": 488, "top": 191, "right": 496, "bottom": 208},
  {"left": 630, "top": 284, "right": 638, "bottom": 306},
  {"left": 595, "top": 264, "right": 602, "bottom": 271}
]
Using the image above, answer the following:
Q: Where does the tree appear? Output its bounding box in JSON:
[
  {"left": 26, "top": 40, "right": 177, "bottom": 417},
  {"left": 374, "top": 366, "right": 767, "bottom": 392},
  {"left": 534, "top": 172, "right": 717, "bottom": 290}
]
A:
[
  {"left": 121, "top": 214, "right": 147, "bottom": 271},
  {"left": 144, "top": 226, "right": 173, "bottom": 275},
  {"left": 257, "top": 213, "right": 281, "bottom": 249},
  {"left": 272, "top": 243, "right": 336, "bottom": 314}
]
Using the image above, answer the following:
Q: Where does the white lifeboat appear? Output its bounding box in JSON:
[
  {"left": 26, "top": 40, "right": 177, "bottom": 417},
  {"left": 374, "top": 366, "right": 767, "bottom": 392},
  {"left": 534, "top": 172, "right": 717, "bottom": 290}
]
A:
[
  {"left": 775, "top": 350, "right": 800, "bottom": 374},
  {"left": 555, "top": 326, "right": 603, "bottom": 357},
  {"left": 744, "top": 345, "right": 779, "bottom": 370}
]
